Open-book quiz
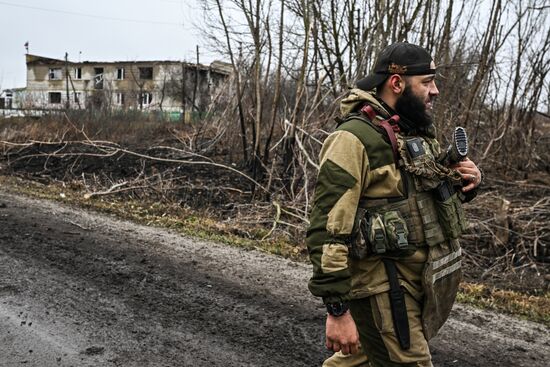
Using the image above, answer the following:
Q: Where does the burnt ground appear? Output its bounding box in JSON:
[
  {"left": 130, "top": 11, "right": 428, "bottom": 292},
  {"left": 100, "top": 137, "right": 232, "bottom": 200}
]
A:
[{"left": 0, "top": 190, "right": 548, "bottom": 366}]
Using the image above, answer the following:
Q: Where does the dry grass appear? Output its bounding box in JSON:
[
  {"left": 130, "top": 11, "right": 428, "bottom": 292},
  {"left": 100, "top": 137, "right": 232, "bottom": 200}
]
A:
[
  {"left": 457, "top": 283, "right": 550, "bottom": 326},
  {"left": 0, "top": 113, "right": 180, "bottom": 147}
]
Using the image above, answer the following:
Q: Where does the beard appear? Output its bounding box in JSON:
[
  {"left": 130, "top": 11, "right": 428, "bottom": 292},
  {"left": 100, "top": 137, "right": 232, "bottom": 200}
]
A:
[{"left": 394, "top": 85, "right": 434, "bottom": 130}]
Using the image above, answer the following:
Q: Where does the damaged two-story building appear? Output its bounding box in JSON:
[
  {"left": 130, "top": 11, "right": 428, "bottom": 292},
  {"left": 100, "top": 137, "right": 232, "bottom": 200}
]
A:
[{"left": 18, "top": 54, "right": 231, "bottom": 116}]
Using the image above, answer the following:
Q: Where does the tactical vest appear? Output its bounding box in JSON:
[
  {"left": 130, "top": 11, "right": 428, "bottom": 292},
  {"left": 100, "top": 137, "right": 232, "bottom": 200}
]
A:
[{"left": 340, "top": 108, "right": 468, "bottom": 260}]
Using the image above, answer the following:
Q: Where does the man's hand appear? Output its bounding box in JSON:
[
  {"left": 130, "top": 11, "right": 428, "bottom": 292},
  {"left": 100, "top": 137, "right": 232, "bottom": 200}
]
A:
[
  {"left": 325, "top": 312, "right": 360, "bottom": 355},
  {"left": 451, "top": 158, "right": 482, "bottom": 192}
]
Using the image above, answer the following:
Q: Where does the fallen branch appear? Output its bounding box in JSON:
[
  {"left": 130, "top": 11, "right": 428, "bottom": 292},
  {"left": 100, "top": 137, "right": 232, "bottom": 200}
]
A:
[{"left": 261, "top": 201, "right": 282, "bottom": 241}]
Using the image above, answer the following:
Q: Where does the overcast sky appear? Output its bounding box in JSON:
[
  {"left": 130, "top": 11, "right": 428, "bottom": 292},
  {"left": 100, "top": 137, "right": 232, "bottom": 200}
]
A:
[{"left": 0, "top": 0, "right": 220, "bottom": 89}]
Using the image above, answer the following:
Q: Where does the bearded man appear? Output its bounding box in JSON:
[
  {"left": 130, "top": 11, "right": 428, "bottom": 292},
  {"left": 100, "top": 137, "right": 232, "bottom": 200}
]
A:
[{"left": 306, "top": 42, "right": 482, "bottom": 367}]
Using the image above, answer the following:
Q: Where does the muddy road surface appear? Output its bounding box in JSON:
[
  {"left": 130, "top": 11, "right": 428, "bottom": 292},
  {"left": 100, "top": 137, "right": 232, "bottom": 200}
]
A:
[{"left": 0, "top": 190, "right": 548, "bottom": 367}]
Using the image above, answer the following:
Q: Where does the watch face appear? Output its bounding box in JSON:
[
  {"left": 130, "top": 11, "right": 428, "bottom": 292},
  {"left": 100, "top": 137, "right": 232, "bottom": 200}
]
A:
[{"left": 326, "top": 302, "right": 348, "bottom": 316}]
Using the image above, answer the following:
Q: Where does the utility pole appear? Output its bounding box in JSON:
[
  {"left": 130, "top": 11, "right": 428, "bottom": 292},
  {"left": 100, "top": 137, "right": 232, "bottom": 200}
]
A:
[
  {"left": 181, "top": 61, "right": 186, "bottom": 123},
  {"left": 192, "top": 45, "right": 199, "bottom": 117},
  {"left": 65, "top": 52, "right": 70, "bottom": 109},
  {"left": 68, "top": 71, "right": 81, "bottom": 110}
]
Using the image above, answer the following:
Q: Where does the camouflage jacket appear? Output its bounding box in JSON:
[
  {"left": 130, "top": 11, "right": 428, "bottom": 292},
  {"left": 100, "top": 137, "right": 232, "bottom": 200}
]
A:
[{"left": 307, "top": 89, "right": 439, "bottom": 304}]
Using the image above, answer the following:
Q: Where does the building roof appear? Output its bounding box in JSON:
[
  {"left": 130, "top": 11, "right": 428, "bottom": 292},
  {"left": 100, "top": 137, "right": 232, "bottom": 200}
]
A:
[
  {"left": 25, "top": 54, "right": 231, "bottom": 75},
  {"left": 26, "top": 54, "right": 65, "bottom": 66},
  {"left": 1, "top": 87, "right": 26, "bottom": 95}
]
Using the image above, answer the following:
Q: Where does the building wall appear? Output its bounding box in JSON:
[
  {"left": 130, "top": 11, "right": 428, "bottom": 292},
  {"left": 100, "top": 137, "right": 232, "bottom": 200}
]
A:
[{"left": 24, "top": 56, "right": 229, "bottom": 113}]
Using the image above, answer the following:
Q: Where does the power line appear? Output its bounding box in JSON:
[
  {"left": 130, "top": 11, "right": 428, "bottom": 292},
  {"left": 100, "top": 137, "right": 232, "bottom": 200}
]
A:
[{"left": 0, "top": 1, "right": 184, "bottom": 27}]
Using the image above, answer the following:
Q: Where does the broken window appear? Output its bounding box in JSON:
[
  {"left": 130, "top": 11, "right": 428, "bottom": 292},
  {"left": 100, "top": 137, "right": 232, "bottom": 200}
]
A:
[
  {"left": 48, "top": 68, "right": 62, "bottom": 80},
  {"left": 49, "top": 92, "right": 62, "bottom": 104},
  {"left": 4, "top": 92, "right": 13, "bottom": 108},
  {"left": 74, "top": 92, "right": 81, "bottom": 103},
  {"left": 94, "top": 67, "right": 104, "bottom": 89},
  {"left": 141, "top": 92, "right": 153, "bottom": 105},
  {"left": 139, "top": 67, "right": 153, "bottom": 80},
  {"left": 74, "top": 68, "right": 82, "bottom": 80},
  {"left": 116, "top": 68, "right": 125, "bottom": 80},
  {"left": 115, "top": 92, "right": 125, "bottom": 105}
]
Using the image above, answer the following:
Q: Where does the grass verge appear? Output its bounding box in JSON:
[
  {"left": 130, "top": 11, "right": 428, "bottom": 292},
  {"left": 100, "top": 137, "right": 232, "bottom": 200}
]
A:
[
  {"left": 0, "top": 174, "right": 548, "bottom": 327},
  {"left": 457, "top": 283, "right": 549, "bottom": 326}
]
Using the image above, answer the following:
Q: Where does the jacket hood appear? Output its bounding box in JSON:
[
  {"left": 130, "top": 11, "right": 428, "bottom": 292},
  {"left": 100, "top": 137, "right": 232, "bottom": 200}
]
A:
[{"left": 339, "top": 88, "right": 391, "bottom": 118}]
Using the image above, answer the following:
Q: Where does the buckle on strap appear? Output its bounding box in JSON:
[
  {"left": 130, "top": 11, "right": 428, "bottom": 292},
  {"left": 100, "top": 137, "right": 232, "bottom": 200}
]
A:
[
  {"left": 394, "top": 223, "right": 408, "bottom": 249},
  {"left": 374, "top": 228, "right": 387, "bottom": 254}
]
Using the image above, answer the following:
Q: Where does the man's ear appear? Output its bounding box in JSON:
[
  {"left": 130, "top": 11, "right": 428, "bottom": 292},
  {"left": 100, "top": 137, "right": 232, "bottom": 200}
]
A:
[{"left": 388, "top": 74, "right": 404, "bottom": 94}]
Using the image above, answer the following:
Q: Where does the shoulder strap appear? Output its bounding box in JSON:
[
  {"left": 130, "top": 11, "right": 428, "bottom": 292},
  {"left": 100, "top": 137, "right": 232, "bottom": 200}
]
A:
[{"left": 360, "top": 104, "right": 401, "bottom": 164}]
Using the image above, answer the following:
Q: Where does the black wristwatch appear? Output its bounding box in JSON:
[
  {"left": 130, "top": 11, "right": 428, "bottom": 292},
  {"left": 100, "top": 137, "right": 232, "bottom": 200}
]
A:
[{"left": 325, "top": 301, "right": 349, "bottom": 317}]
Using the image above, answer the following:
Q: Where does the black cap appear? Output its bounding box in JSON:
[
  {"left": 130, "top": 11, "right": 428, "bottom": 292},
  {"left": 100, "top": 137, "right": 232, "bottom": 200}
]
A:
[{"left": 356, "top": 42, "right": 436, "bottom": 91}]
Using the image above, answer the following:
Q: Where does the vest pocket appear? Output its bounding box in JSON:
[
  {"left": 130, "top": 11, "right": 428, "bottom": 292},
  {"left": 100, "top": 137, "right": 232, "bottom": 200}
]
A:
[
  {"left": 384, "top": 211, "right": 410, "bottom": 252},
  {"left": 349, "top": 208, "right": 369, "bottom": 260},
  {"left": 454, "top": 196, "right": 469, "bottom": 232},
  {"left": 362, "top": 211, "right": 416, "bottom": 257},
  {"left": 416, "top": 196, "right": 446, "bottom": 246},
  {"left": 434, "top": 193, "right": 467, "bottom": 239}
]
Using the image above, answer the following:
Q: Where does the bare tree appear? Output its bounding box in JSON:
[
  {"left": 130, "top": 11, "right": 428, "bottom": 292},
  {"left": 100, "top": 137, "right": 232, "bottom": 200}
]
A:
[{"left": 191, "top": 0, "right": 549, "bottom": 183}]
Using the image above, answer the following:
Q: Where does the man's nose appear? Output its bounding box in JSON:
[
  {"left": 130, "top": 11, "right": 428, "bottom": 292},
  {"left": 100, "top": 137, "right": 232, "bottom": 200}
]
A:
[{"left": 430, "top": 81, "right": 440, "bottom": 96}]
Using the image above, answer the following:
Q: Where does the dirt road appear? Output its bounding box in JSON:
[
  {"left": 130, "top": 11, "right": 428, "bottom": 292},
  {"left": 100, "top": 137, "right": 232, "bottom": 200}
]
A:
[{"left": 0, "top": 190, "right": 548, "bottom": 367}]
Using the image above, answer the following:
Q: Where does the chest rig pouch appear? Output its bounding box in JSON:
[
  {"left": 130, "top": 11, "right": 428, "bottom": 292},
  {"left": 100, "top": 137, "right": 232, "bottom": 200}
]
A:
[{"left": 350, "top": 207, "right": 415, "bottom": 259}]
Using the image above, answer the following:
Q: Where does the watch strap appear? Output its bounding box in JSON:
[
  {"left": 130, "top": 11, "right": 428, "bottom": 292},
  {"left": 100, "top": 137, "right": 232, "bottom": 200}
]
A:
[{"left": 326, "top": 301, "right": 350, "bottom": 317}]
